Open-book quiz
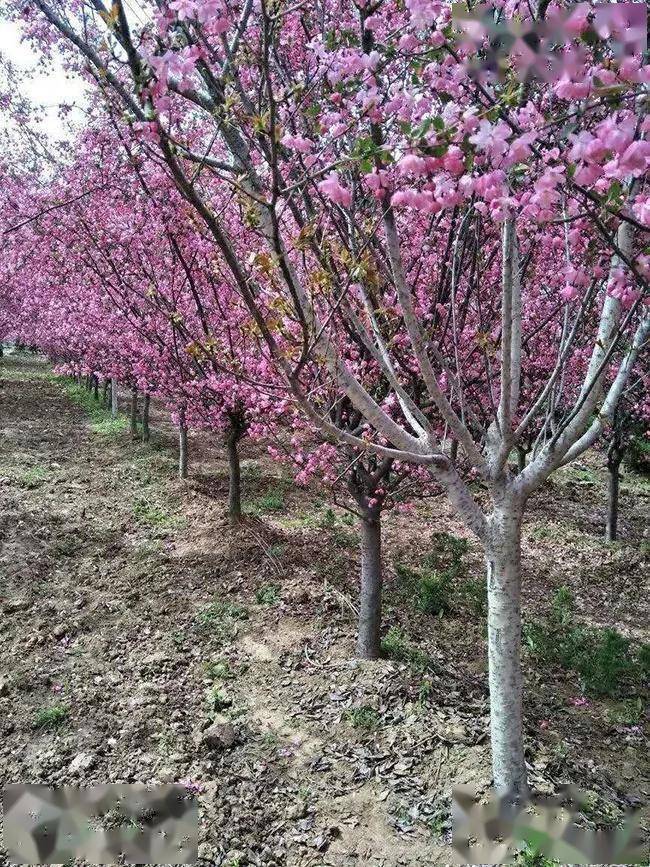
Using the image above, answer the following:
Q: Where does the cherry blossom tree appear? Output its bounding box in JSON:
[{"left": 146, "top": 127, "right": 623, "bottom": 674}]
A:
[{"left": 3, "top": 0, "right": 648, "bottom": 795}]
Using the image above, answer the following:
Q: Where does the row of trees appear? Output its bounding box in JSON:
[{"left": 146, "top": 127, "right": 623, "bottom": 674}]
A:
[{"left": 0, "top": 0, "right": 647, "bottom": 796}]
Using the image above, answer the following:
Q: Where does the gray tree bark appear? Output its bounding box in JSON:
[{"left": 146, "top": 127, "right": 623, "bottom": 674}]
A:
[
  {"left": 111, "top": 378, "right": 118, "bottom": 419},
  {"left": 142, "top": 393, "right": 151, "bottom": 443},
  {"left": 130, "top": 388, "right": 139, "bottom": 439},
  {"left": 226, "top": 432, "right": 242, "bottom": 524},
  {"left": 179, "top": 423, "right": 188, "bottom": 479},
  {"left": 357, "top": 511, "right": 383, "bottom": 659},
  {"left": 102, "top": 379, "right": 109, "bottom": 407},
  {"left": 485, "top": 504, "right": 527, "bottom": 796}
]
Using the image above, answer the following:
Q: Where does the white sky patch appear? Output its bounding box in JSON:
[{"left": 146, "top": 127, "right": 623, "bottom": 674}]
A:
[{"left": 0, "top": 17, "right": 88, "bottom": 143}]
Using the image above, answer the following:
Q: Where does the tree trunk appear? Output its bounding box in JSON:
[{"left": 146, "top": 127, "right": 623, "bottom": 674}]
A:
[
  {"left": 485, "top": 506, "right": 527, "bottom": 796},
  {"left": 130, "top": 388, "right": 139, "bottom": 439},
  {"left": 111, "top": 378, "right": 119, "bottom": 419},
  {"left": 179, "top": 423, "right": 188, "bottom": 479},
  {"left": 142, "top": 393, "right": 151, "bottom": 443},
  {"left": 449, "top": 439, "right": 458, "bottom": 463},
  {"left": 102, "top": 379, "right": 109, "bottom": 407},
  {"left": 93, "top": 375, "right": 99, "bottom": 400},
  {"left": 226, "top": 432, "right": 242, "bottom": 524},
  {"left": 516, "top": 446, "right": 526, "bottom": 474},
  {"left": 605, "top": 459, "right": 620, "bottom": 542},
  {"left": 357, "top": 511, "right": 383, "bottom": 660}
]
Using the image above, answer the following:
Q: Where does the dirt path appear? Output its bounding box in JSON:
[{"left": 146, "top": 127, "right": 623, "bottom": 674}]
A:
[{"left": 1, "top": 356, "right": 648, "bottom": 866}]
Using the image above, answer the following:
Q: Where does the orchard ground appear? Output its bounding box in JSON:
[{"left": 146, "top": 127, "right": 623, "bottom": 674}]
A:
[{"left": 0, "top": 353, "right": 648, "bottom": 866}]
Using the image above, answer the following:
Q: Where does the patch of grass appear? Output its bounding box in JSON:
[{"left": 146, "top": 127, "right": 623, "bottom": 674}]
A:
[
  {"left": 132, "top": 497, "right": 172, "bottom": 528},
  {"left": 606, "top": 697, "right": 644, "bottom": 726},
  {"left": 417, "top": 678, "right": 434, "bottom": 705},
  {"left": 524, "top": 587, "right": 648, "bottom": 697},
  {"left": 34, "top": 705, "right": 68, "bottom": 729},
  {"left": 205, "top": 684, "right": 232, "bottom": 714},
  {"left": 381, "top": 627, "right": 438, "bottom": 672},
  {"left": 461, "top": 576, "right": 487, "bottom": 616},
  {"left": 515, "top": 844, "right": 560, "bottom": 867},
  {"left": 261, "top": 730, "right": 280, "bottom": 748},
  {"left": 395, "top": 532, "right": 470, "bottom": 616},
  {"left": 64, "top": 382, "right": 128, "bottom": 437},
  {"left": 246, "top": 487, "right": 285, "bottom": 514},
  {"left": 561, "top": 465, "right": 599, "bottom": 486},
  {"left": 203, "top": 659, "right": 235, "bottom": 680},
  {"left": 255, "top": 584, "right": 280, "bottom": 605},
  {"left": 18, "top": 465, "right": 48, "bottom": 489},
  {"left": 195, "top": 597, "right": 249, "bottom": 646},
  {"left": 343, "top": 706, "right": 380, "bottom": 730}
]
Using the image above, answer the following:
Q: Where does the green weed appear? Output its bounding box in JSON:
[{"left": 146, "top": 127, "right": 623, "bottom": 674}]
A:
[
  {"left": 343, "top": 706, "right": 380, "bottom": 730},
  {"left": 34, "top": 705, "right": 68, "bottom": 729},
  {"left": 203, "top": 659, "right": 235, "bottom": 680},
  {"left": 515, "top": 844, "right": 560, "bottom": 867},
  {"left": 249, "top": 488, "right": 285, "bottom": 513},
  {"left": 381, "top": 627, "right": 438, "bottom": 672},
  {"left": 195, "top": 598, "right": 249, "bottom": 647},
  {"left": 255, "top": 584, "right": 280, "bottom": 605},
  {"left": 205, "top": 685, "right": 232, "bottom": 714},
  {"left": 606, "top": 697, "right": 644, "bottom": 726},
  {"left": 132, "top": 497, "right": 172, "bottom": 527},
  {"left": 18, "top": 465, "right": 48, "bottom": 489},
  {"left": 64, "top": 383, "right": 128, "bottom": 437},
  {"left": 524, "top": 588, "right": 647, "bottom": 697}
]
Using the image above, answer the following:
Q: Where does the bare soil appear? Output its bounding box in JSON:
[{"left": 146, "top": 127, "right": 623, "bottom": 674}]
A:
[{"left": 0, "top": 355, "right": 648, "bottom": 866}]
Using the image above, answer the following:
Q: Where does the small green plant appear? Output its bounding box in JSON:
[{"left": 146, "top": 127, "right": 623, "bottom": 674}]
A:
[
  {"left": 206, "top": 685, "right": 232, "bottom": 713},
  {"left": 251, "top": 488, "right": 285, "bottom": 513},
  {"left": 606, "top": 697, "right": 644, "bottom": 726},
  {"left": 172, "top": 630, "right": 186, "bottom": 647},
  {"left": 64, "top": 383, "right": 128, "bottom": 437},
  {"left": 19, "top": 465, "right": 48, "bottom": 489},
  {"left": 515, "top": 844, "right": 560, "bottom": 867},
  {"left": 195, "top": 598, "right": 249, "bottom": 646},
  {"left": 197, "top": 599, "right": 249, "bottom": 627},
  {"left": 524, "top": 588, "right": 647, "bottom": 697},
  {"left": 132, "top": 497, "right": 171, "bottom": 527},
  {"left": 34, "top": 705, "right": 68, "bottom": 729},
  {"left": 203, "top": 659, "right": 235, "bottom": 680},
  {"left": 418, "top": 678, "right": 434, "bottom": 705},
  {"left": 343, "top": 706, "right": 380, "bottom": 730},
  {"left": 255, "top": 584, "right": 280, "bottom": 605},
  {"left": 395, "top": 532, "right": 469, "bottom": 616},
  {"left": 261, "top": 730, "right": 280, "bottom": 747},
  {"left": 381, "top": 627, "right": 437, "bottom": 672},
  {"left": 462, "top": 576, "right": 487, "bottom": 616}
]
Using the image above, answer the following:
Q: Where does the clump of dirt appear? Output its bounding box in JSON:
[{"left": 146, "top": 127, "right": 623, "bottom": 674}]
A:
[{"left": 1, "top": 355, "right": 648, "bottom": 866}]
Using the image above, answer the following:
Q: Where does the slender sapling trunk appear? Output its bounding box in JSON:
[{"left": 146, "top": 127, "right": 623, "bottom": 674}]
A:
[
  {"left": 130, "top": 388, "right": 139, "bottom": 439},
  {"left": 356, "top": 509, "right": 383, "bottom": 659},
  {"left": 179, "top": 421, "right": 188, "bottom": 479},
  {"left": 111, "top": 377, "right": 118, "bottom": 418},
  {"left": 605, "top": 458, "right": 621, "bottom": 542},
  {"left": 142, "top": 393, "right": 151, "bottom": 443},
  {"left": 226, "top": 430, "right": 242, "bottom": 524},
  {"left": 485, "top": 504, "right": 527, "bottom": 796}
]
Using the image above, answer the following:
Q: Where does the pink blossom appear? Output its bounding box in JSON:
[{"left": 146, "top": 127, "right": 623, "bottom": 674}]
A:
[{"left": 317, "top": 172, "right": 352, "bottom": 207}]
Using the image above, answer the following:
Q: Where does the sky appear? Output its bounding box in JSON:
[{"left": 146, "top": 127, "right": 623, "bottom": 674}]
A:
[{"left": 0, "top": 16, "right": 88, "bottom": 143}]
